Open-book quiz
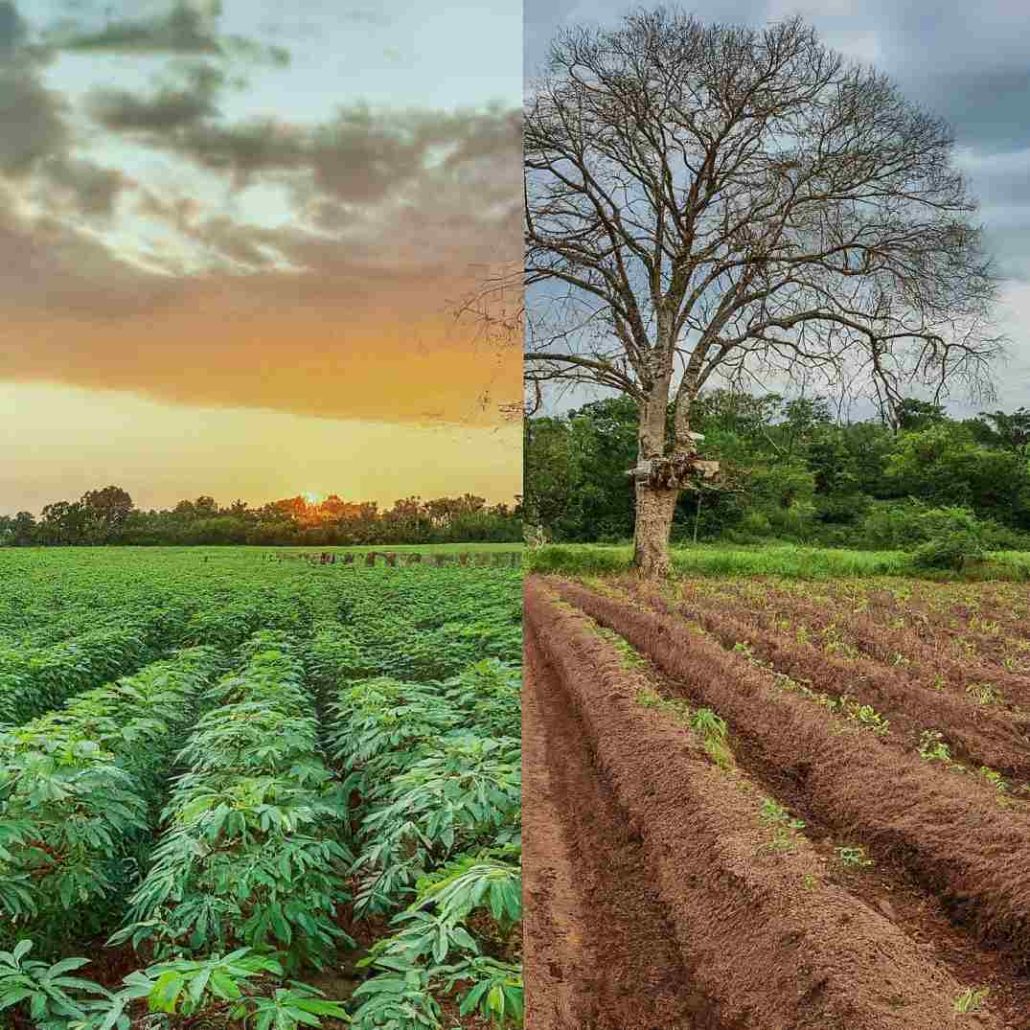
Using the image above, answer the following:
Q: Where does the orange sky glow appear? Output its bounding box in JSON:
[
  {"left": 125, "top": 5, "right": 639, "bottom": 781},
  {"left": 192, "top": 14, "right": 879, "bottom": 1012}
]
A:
[{"left": 0, "top": 1, "right": 521, "bottom": 514}]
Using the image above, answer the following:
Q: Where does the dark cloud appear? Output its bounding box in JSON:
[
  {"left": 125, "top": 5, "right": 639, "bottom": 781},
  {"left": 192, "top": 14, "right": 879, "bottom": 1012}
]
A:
[
  {"left": 41, "top": 158, "right": 125, "bottom": 217},
  {"left": 0, "top": 4, "right": 68, "bottom": 178},
  {"left": 54, "top": 2, "right": 221, "bottom": 54},
  {"left": 48, "top": 1, "right": 289, "bottom": 64},
  {"left": 0, "top": 3, "right": 128, "bottom": 219},
  {"left": 0, "top": 200, "right": 171, "bottom": 319},
  {"left": 87, "top": 63, "right": 223, "bottom": 132},
  {"left": 84, "top": 84, "right": 522, "bottom": 244},
  {"left": 0, "top": 1, "right": 26, "bottom": 51},
  {"left": 0, "top": 68, "right": 68, "bottom": 175}
]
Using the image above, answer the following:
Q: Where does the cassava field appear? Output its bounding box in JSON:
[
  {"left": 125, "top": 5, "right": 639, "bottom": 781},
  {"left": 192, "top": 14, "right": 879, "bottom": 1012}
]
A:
[
  {"left": 525, "top": 571, "right": 1030, "bottom": 1029},
  {"left": 0, "top": 547, "right": 522, "bottom": 1030}
]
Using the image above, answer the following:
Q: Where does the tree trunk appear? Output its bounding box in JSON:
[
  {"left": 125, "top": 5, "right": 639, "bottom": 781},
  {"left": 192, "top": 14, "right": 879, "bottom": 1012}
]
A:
[
  {"left": 632, "top": 367, "right": 678, "bottom": 578},
  {"left": 633, "top": 482, "right": 678, "bottom": 577}
]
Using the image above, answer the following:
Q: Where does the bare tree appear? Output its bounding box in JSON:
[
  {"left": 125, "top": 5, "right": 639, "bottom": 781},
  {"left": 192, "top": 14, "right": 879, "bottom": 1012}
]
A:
[{"left": 525, "top": 9, "right": 1002, "bottom": 576}]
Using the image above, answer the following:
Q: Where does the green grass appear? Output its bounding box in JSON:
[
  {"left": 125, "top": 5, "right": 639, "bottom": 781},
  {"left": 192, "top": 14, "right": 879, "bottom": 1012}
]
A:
[{"left": 524, "top": 542, "right": 1030, "bottom": 581}]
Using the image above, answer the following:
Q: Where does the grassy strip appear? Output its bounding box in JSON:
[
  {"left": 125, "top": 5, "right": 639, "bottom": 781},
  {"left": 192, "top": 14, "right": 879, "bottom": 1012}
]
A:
[{"left": 526, "top": 543, "right": 1030, "bottom": 580}]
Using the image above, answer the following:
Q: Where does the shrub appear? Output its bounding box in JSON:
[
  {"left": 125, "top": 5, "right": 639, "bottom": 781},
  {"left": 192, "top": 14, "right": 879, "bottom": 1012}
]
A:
[
  {"left": 859, "top": 500, "right": 996, "bottom": 560},
  {"left": 912, "top": 529, "right": 986, "bottom": 572}
]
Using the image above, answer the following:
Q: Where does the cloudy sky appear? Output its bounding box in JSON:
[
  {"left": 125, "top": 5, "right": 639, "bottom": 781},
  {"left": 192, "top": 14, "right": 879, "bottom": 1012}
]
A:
[
  {"left": 1, "top": 0, "right": 521, "bottom": 513},
  {"left": 526, "top": 0, "right": 1030, "bottom": 415}
]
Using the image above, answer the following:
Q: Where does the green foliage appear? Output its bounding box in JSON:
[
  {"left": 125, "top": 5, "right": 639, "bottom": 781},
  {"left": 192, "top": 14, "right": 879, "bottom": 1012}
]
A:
[
  {"left": 114, "top": 634, "right": 353, "bottom": 970},
  {"left": 1, "top": 486, "right": 520, "bottom": 547},
  {"left": 95, "top": 950, "right": 349, "bottom": 1029},
  {"left": 524, "top": 392, "right": 1030, "bottom": 550},
  {"left": 757, "top": 798, "right": 806, "bottom": 854},
  {"left": 0, "top": 943, "right": 350, "bottom": 1030},
  {"left": 953, "top": 986, "right": 989, "bottom": 1014},
  {"left": 523, "top": 397, "right": 637, "bottom": 543},
  {"left": 352, "top": 735, "right": 520, "bottom": 915},
  {"left": 0, "top": 550, "right": 523, "bottom": 1026},
  {"left": 0, "top": 940, "right": 110, "bottom": 1030},
  {"left": 319, "top": 594, "right": 522, "bottom": 1026},
  {"left": 0, "top": 621, "right": 160, "bottom": 727},
  {"left": 352, "top": 854, "right": 522, "bottom": 1029},
  {"left": 0, "top": 648, "right": 220, "bottom": 946},
  {"left": 834, "top": 845, "right": 874, "bottom": 868},
  {"left": 918, "top": 730, "right": 952, "bottom": 763},
  {"left": 912, "top": 526, "right": 986, "bottom": 572}
]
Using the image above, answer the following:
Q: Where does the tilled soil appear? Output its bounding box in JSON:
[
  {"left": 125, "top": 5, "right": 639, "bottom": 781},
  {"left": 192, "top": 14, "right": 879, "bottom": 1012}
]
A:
[
  {"left": 671, "top": 578, "right": 1030, "bottom": 710},
  {"left": 524, "top": 577, "right": 1013, "bottom": 1030},
  {"left": 637, "top": 583, "right": 1030, "bottom": 781},
  {"left": 553, "top": 577, "right": 1030, "bottom": 951},
  {"left": 523, "top": 629, "right": 698, "bottom": 1030}
]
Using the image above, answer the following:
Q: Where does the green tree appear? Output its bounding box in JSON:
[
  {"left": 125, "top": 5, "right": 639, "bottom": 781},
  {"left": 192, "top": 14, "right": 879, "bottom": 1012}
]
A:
[
  {"left": 974, "top": 408, "right": 1030, "bottom": 456},
  {"left": 887, "top": 424, "right": 1030, "bottom": 527},
  {"left": 81, "top": 485, "right": 134, "bottom": 542}
]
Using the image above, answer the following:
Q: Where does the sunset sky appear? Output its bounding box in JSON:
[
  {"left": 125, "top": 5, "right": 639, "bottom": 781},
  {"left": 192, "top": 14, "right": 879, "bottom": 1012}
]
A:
[{"left": 0, "top": 0, "right": 521, "bottom": 512}]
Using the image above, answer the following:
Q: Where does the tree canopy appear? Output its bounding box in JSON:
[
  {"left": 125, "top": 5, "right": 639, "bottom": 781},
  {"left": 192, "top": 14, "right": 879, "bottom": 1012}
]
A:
[{"left": 1, "top": 489, "right": 521, "bottom": 547}]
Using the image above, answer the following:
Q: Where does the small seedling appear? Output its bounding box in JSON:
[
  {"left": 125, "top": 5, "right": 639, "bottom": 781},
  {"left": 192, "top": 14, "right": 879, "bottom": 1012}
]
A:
[
  {"left": 760, "top": 799, "right": 803, "bottom": 828},
  {"left": 918, "top": 729, "right": 951, "bottom": 763},
  {"left": 953, "top": 986, "right": 989, "bottom": 1014},
  {"left": 824, "top": 638, "right": 859, "bottom": 660},
  {"left": 848, "top": 701, "right": 890, "bottom": 736},
  {"left": 757, "top": 798, "right": 806, "bottom": 853},
  {"left": 834, "top": 845, "right": 874, "bottom": 869},
  {"left": 595, "top": 625, "right": 647, "bottom": 669},
  {"left": 636, "top": 687, "right": 664, "bottom": 709},
  {"left": 800, "top": 872, "right": 818, "bottom": 891},
  {"left": 978, "top": 766, "right": 1008, "bottom": 793},
  {"left": 634, "top": 688, "right": 692, "bottom": 723},
  {"left": 690, "top": 707, "right": 727, "bottom": 742},
  {"left": 966, "top": 682, "right": 1001, "bottom": 706},
  {"left": 830, "top": 695, "right": 890, "bottom": 736},
  {"left": 686, "top": 707, "right": 733, "bottom": 769}
]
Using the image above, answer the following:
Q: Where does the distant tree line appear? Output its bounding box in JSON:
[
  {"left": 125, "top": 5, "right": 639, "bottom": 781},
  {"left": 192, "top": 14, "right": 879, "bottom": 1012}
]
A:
[
  {"left": 0, "top": 489, "right": 522, "bottom": 547},
  {"left": 525, "top": 393, "right": 1030, "bottom": 552}
]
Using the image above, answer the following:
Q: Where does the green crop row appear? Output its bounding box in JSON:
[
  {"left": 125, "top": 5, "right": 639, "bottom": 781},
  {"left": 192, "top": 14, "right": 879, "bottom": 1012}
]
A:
[
  {"left": 0, "top": 551, "right": 524, "bottom": 1029},
  {"left": 0, "top": 622, "right": 157, "bottom": 727},
  {"left": 0, "top": 646, "right": 220, "bottom": 946},
  {"left": 114, "top": 632, "right": 353, "bottom": 970},
  {"left": 322, "top": 653, "right": 522, "bottom": 1027}
]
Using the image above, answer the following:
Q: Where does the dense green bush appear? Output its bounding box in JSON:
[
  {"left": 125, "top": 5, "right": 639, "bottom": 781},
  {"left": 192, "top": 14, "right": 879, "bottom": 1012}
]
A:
[
  {"left": 912, "top": 528, "right": 987, "bottom": 572},
  {"left": 525, "top": 392, "right": 1030, "bottom": 552}
]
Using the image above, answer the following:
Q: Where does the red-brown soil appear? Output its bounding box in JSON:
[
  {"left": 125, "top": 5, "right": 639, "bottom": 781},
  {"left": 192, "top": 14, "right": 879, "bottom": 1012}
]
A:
[
  {"left": 633, "top": 582, "right": 1030, "bottom": 782},
  {"left": 523, "top": 625, "right": 698, "bottom": 1030},
  {"left": 674, "top": 578, "right": 1030, "bottom": 703},
  {"left": 524, "top": 578, "right": 1010, "bottom": 1030},
  {"left": 552, "top": 577, "right": 1030, "bottom": 954}
]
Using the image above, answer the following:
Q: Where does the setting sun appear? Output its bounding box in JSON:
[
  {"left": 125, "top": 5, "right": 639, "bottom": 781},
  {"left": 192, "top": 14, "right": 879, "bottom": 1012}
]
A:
[{"left": 303, "top": 491, "right": 325, "bottom": 505}]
